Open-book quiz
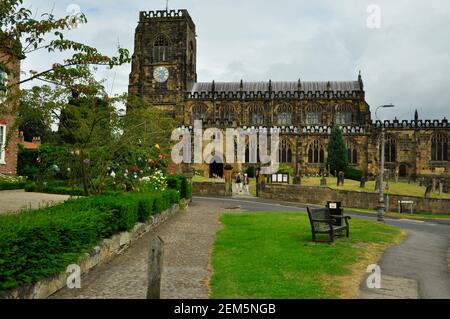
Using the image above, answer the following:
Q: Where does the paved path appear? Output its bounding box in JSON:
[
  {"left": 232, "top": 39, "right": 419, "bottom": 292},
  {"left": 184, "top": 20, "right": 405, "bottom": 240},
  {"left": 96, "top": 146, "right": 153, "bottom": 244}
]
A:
[
  {"left": 359, "top": 218, "right": 450, "bottom": 298},
  {"left": 50, "top": 195, "right": 449, "bottom": 299},
  {"left": 195, "top": 197, "right": 450, "bottom": 299},
  {"left": 51, "top": 201, "right": 233, "bottom": 299},
  {"left": 0, "top": 190, "right": 70, "bottom": 215}
]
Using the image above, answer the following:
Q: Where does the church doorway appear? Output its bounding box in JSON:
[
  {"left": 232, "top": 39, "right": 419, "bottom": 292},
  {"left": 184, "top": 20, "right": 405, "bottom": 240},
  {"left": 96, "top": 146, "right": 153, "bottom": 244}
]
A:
[
  {"left": 399, "top": 164, "right": 408, "bottom": 178},
  {"left": 209, "top": 161, "right": 224, "bottom": 178}
]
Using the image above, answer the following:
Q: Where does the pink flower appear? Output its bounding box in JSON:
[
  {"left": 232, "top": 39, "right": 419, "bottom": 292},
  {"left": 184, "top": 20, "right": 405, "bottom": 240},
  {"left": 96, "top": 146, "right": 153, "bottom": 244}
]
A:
[{"left": 158, "top": 154, "right": 164, "bottom": 161}]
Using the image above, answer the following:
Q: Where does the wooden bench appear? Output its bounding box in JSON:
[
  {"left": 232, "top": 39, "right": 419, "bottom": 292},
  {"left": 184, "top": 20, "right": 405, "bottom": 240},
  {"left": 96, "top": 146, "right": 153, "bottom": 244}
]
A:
[{"left": 306, "top": 207, "right": 351, "bottom": 243}]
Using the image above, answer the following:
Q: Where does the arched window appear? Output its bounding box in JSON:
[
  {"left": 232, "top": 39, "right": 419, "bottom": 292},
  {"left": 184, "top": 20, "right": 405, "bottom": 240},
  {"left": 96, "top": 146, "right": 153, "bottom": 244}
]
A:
[
  {"left": 248, "top": 104, "right": 264, "bottom": 126},
  {"left": 431, "top": 134, "right": 449, "bottom": 161},
  {"left": 305, "top": 105, "right": 322, "bottom": 125},
  {"left": 153, "top": 35, "right": 170, "bottom": 62},
  {"left": 336, "top": 104, "right": 352, "bottom": 125},
  {"left": 279, "top": 140, "right": 293, "bottom": 163},
  {"left": 192, "top": 104, "right": 208, "bottom": 123},
  {"left": 216, "top": 104, "right": 235, "bottom": 123},
  {"left": 385, "top": 136, "right": 397, "bottom": 163},
  {"left": 347, "top": 140, "right": 358, "bottom": 165},
  {"left": 277, "top": 104, "right": 293, "bottom": 126},
  {"left": 308, "top": 140, "right": 325, "bottom": 164}
]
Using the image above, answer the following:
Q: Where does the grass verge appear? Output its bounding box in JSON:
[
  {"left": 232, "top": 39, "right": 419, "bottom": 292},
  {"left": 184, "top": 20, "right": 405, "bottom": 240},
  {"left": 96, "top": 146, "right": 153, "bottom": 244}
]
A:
[{"left": 210, "top": 212, "right": 404, "bottom": 299}]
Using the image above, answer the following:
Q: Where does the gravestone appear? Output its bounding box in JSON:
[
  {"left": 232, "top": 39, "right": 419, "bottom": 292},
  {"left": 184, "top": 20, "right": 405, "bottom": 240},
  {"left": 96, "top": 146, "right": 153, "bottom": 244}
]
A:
[
  {"left": 394, "top": 170, "right": 399, "bottom": 183},
  {"left": 360, "top": 176, "right": 366, "bottom": 189},
  {"left": 432, "top": 178, "right": 437, "bottom": 192},
  {"left": 424, "top": 184, "right": 433, "bottom": 199},
  {"left": 320, "top": 176, "right": 327, "bottom": 186},
  {"left": 337, "top": 171, "right": 345, "bottom": 186},
  {"left": 439, "top": 182, "right": 443, "bottom": 194}
]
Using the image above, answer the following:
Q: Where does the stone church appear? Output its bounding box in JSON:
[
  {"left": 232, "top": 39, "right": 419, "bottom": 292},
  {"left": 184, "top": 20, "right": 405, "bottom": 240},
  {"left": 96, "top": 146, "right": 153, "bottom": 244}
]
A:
[{"left": 128, "top": 9, "right": 449, "bottom": 186}]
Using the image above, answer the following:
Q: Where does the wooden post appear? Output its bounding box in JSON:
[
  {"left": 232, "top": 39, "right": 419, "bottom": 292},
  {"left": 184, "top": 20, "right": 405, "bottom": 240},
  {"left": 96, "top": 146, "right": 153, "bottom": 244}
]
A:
[{"left": 147, "top": 236, "right": 164, "bottom": 299}]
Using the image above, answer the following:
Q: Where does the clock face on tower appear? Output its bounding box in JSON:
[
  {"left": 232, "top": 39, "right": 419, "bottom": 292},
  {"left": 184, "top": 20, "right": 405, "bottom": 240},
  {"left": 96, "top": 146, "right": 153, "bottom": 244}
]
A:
[{"left": 153, "top": 66, "right": 169, "bottom": 83}]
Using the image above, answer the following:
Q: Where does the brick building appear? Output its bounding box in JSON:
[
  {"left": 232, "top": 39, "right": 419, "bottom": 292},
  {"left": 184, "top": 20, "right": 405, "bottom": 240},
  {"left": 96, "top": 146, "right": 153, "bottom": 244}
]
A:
[
  {"left": 128, "top": 9, "right": 449, "bottom": 186},
  {"left": 0, "top": 43, "right": 21, "bottom": 176}
]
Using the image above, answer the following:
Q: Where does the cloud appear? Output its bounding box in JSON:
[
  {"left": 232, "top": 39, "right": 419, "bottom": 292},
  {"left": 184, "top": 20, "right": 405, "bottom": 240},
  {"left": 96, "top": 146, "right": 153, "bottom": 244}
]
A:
[{"left": 21, "top": 0, "right": 450, "bottom": 120}]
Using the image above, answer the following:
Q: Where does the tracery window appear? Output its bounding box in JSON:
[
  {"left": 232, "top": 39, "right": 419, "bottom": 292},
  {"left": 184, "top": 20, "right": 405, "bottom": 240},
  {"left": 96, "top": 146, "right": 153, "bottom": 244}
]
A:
[
  {"left": 192, "top": 104, "right": 208, "bottom": 123},
  {"left": 305, "top": 105, "right": 322, "bottom": 125},
  {"left": 399, "top": 136, "right": 409, "bottom": 151},
  {"left": 347, "top": 140, "right": 358, "bottom": 165},
  {"left": 216, "top": 104, "right": 235, "bottom": 123},
  {"left": 153, "top": 35, "right": 171, "bottom": 62},
  {"left": 384, "top": 136, "right": 397, "bottom": 163},
  {"left": 279, "top": 139, "right": 293, "bottom": 163},
  {"left": 276, "top": 104, "right": 293, "bottom": 126},
  {"left": 248, "top": 104, "right": 264, "bottom": 126},
  {"left": 308, "top": 140, "right": 325, "bottom": 164},
  {"left": 336, "top": 104, "right": 352, "bottom": 125},
  {"left": 431, "top": 134, "right": 448, "bottom": 161}
]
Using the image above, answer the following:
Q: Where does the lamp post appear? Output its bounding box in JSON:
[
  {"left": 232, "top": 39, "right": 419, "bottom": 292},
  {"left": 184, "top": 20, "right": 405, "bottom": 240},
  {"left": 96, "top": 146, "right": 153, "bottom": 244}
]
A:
[{"left": 375, "top": 104, "right": 395, "bottom": 222}]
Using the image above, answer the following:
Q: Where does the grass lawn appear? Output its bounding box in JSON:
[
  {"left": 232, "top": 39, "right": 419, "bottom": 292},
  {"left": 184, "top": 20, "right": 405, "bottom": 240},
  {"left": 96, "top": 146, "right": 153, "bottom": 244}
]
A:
[
  {"left": 211, "top": 212, "right": 404, "bottom": 299},
  {"left": 192, "top": 175, "right": 225, "bottom": 183},
  {"left": 301, "top": 177, "right": 450, "bottom": 199}
]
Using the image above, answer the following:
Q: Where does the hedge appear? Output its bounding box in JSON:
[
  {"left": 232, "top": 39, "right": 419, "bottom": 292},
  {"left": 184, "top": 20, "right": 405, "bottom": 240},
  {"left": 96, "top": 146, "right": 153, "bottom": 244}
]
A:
[
  {"left": 167, "top": 175, "right": 192, "bottom": 199},
  {"left": 24, "top": 182, "right": 85, "bottom": 196},
  {"left": 0, "top": 182, "right": 26, "bottom": 191},
  {"left": 0, "top": 190, "right": 180, "bottom": 292}
]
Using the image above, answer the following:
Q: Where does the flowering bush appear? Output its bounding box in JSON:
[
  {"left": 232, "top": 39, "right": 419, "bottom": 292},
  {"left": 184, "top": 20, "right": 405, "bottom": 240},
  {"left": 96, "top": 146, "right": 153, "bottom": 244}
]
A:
[
  {"left": 0, "top": 175, "right": 27, "bottom": 190},
  {"left": 139, "top": 170, "right": 167, "bottom": 192}
]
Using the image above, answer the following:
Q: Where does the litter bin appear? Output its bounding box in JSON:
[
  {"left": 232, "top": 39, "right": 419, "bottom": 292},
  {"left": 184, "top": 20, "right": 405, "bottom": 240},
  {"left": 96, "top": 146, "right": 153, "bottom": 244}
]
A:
[{"left": 327, "top": 201, "right": 343, "bottom": 226}]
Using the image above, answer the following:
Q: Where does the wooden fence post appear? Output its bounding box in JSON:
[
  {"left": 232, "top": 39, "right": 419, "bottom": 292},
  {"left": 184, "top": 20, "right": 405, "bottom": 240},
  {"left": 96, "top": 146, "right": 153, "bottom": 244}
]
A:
[{"left": 147, "top": 236, "right": 164, "bottom": 299}]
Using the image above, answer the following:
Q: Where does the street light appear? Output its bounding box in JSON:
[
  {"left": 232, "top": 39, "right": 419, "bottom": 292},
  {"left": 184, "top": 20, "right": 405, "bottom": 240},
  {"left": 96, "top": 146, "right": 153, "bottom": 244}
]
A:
[{"left": 375, "top": 104, "right": 395, "bottom": 222}]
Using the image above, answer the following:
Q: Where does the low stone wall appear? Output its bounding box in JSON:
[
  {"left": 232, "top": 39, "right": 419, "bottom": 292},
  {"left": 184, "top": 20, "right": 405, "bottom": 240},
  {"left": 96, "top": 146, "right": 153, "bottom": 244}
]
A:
[
  {"left": 0, "top": 204, "right": 182, "bottom": 299},
  {"left": 261, "top": 184, "right": 450, "bottom": 215},
  {"left": 193, "top": 182, "right": 226, "bottom": 197}
]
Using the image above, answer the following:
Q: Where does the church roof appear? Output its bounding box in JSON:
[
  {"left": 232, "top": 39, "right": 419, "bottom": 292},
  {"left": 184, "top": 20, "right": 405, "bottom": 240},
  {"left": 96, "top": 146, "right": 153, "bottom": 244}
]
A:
[{"left": 190, "top": 81, "right": 362, "bottom": 94}]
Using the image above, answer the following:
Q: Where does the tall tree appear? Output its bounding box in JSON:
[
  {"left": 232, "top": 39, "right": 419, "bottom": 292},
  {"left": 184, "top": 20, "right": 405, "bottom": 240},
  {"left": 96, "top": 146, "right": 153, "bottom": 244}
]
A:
[
  {"left": 327, "top": 125, "right": 348, "bottom": 174},
  {"left": 18, "top": 87, "right": 53, "bottom": 142}
]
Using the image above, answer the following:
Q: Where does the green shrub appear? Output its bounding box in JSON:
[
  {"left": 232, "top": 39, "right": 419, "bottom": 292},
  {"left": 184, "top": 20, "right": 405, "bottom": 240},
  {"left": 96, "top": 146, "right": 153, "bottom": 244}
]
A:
[
  {"left": 345, "top": 167, "right": 364, "bottom": 181},
  {"left": 0, "top": 190, "right": 179, "bottom": 292},
  {"left": 24, "top": 182, "right": 84, "bottom": 196},
  {"left": 167, "top": 175, "right": 192, "bottom": 200},
  {"left": 0, "top": 182, "right": 26, "bottom": 190},
  {"left": 17, "top": 147, "right": 39, "bottom": 180},
  {"left": 0, "top": 175, "right": 26, "bottom": 190},
  {"left": 24, "top": 182, "right": 36, "bottom": 192},
  {"left": 167, "top": 176, "right": 182, "bottom": 192}
]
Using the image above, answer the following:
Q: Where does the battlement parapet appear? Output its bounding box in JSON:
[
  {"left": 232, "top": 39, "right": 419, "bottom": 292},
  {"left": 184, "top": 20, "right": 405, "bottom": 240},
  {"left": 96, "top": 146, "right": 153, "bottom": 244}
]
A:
[
  {"left": 139, "top": 9, "right": 195, "bottom": 28},
  {"left": 186, "top": 90, "right": 364, "bottom": 101},
  {"left": 373, "top": 119, "right": 449, "bottom": 129},
  {"left": 301, "top": 125, "right": 366, "bottom": 135}
]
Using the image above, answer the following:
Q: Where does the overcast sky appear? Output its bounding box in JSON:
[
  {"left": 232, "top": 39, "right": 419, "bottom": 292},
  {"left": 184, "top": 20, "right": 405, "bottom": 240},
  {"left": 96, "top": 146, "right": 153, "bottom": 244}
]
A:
[{"left": 22, "top": 0, "right": 450, "bottom": 121}]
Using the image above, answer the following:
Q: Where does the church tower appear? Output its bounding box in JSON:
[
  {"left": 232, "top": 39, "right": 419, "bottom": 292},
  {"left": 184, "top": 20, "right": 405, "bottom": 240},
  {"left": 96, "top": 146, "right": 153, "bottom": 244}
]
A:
[{"left": 128, "top": 10, "right": 197, "bottom": 116}]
